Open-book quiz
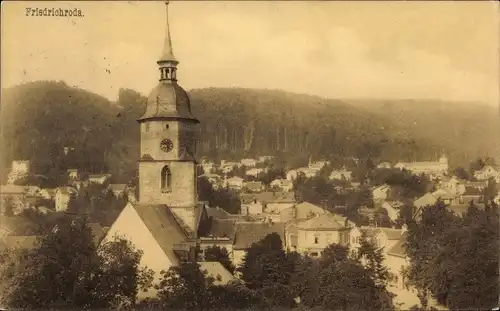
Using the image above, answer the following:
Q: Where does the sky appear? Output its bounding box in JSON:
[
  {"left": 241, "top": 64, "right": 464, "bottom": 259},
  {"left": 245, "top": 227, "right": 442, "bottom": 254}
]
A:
[{"left": 1, "top": 1, "right": 499, "bottom": 106}]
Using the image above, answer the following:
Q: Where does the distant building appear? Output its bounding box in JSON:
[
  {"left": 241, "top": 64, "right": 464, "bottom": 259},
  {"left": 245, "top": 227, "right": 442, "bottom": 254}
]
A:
[
  {"left": 349, "top": 226, "right": 404, "bottom": 254},
  {"left": 329, "top": 169, "right": 352, "bottom": 181},
  {"left": 372, "top": 184, "right": 392, "bottom": 202},
  {"left": 243, "top": 181, "right": 264, "bottom": 193},
  {"left": 240, "top": 158, "right": 257, "bottom": 167},
  {"left": 108, "top": 184, "right": 128, "bottom": 198},
  {"left": 270, "top": 178, "right": 294, "bottom": 192},
  {"left": 67, "top": 169, "right": 79, "bottom": 180},
  {"left": 473, "top": 165, "right": 498, "bottom": 181},
  {"left": 225, "top": 176, "right": 244, "bottom": 190},
  {"left": 55, "top": 187, "right": 77, "bottom": 212},
  {"left": 7, "top": 160, "right": 30, "bottom": 184},
  {"left": 377, "top": 162, "right": 392, "bottom": 169},
  {"left": 394, "top": 154, "right": 449, "bottom": 179},
  {"left": 381, "top": 200, "right": 404, "bottom": 222},
  {"left": 245, "top": 168, "right": 265, "bottom": 178},
  {"left": 88, "top": 174, "right": 111, "bottom": 185}
]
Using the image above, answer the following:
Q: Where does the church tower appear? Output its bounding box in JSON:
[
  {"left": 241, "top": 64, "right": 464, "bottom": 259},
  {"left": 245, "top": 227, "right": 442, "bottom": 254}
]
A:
[{"left": 137, "top": 2, "right": 199, "bottom": 207}]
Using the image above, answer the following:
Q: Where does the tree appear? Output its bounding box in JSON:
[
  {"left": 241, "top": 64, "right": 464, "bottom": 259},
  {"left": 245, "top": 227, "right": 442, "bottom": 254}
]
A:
[
  {"left": 238, "top": 233, "right": 295, "bottom": 306},
  {"left": 484, "top": 177, "right": 498, "bottom": 203},
  {"left": 203, "top": 245, "right": 235, "bottom": 274},
  {"left": 156, "top": 261, "right": 217, "bottom": 310},
  {"left": 3, "top": 217, "right": 152, "bottom": 309},
  {"left": 355, "top": 233, "right": 390, "bottom": 288}
]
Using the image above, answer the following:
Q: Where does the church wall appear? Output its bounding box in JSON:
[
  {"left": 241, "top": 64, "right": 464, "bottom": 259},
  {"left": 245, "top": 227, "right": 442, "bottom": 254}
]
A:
[
  {"left": 102, "top": 203, "right": 174, "bottom": 299},
  {"left": 139, "top": 161, "right": 196, "bottom": 206}
]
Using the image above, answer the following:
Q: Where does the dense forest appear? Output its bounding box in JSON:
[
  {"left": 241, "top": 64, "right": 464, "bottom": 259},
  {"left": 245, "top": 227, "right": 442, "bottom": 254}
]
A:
[{"left": 1, "top": 81, "right": 498, "bottom": 184}]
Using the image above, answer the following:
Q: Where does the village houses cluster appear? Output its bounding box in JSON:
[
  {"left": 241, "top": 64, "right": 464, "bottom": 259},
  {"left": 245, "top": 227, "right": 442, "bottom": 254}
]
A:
[{"left": 1, "top": 3, "right": 499, "bottom": 308}]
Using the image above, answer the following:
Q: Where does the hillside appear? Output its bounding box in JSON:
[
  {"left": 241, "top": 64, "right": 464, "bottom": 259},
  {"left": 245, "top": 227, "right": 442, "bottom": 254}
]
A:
[{"left": 1, "top": 81, "right": 498, "bottom": 184}]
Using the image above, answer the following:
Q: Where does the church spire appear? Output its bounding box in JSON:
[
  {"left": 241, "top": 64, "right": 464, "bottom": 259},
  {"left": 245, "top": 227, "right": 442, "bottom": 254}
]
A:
[{"left": 157, "top": 1, "right": 178, "bottom": 82}]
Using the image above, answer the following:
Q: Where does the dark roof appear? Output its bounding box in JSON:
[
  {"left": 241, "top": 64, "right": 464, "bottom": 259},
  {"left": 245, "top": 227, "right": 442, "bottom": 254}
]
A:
[
  {"left": 132, "top": 204, "right": 189, "bottom": 264},
  {"left": 202, "top": 218, "right": 236, "bottom": 240},
  {"left": 233, "top": 222, "right": 286, "bottom": 250},
  {"left": 206, "top": 207, "right": 231, "bottom": 220},
  {"left": 387, "top": 232, "right": 408, "bottom": 258}
]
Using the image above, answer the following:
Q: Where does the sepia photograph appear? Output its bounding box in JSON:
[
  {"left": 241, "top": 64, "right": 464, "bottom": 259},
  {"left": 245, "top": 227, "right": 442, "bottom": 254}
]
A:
[{"left": 1, "top": 1, "right": 499, "bottom": 310}]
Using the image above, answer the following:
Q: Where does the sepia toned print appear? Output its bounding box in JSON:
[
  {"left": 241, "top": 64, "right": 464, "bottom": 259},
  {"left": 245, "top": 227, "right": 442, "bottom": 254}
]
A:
[{"left": 1, "top": 1, "right": 499, "bottom": 310}]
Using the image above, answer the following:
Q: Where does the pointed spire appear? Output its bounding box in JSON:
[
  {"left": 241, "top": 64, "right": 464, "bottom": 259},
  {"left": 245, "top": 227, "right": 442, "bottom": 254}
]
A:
[{"left": 159, "top": 1, "right": 177, "bottom": 63}]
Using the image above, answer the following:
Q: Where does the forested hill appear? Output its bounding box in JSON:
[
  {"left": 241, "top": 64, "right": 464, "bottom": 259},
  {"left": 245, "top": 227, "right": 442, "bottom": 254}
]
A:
[{"left": 1, "top": 81, "right": 498, "bottom": 184}]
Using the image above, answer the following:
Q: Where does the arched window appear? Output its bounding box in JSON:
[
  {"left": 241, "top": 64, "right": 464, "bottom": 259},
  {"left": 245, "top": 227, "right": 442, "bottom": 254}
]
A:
[{"left": 161, "top": 166, "right": 172, "bottom": 192}]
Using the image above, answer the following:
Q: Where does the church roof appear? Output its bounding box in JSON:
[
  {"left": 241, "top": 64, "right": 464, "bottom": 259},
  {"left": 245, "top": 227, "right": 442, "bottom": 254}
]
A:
[
  {"left": 132, "top": 203, "right": 190, "bottom": 263},
  {"left": 233, "top": 222, "right": 286, "bottom": 250}
]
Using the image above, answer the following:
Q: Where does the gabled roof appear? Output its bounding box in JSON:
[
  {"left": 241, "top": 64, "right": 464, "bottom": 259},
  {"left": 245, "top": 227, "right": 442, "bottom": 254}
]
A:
[
  {"left": 233, "top": 222, "right": 285, "bottom": 250},
  {"left": 294, "top": 202, "right": 329, "bottom": 220},
  {"left": 227, "top": 176, "right": 244, "bottom": 182},
  {"left": 297, "top": 214, "right": 346, "bottom": 231},
  {"left": 387, "top": 232, "right": 408, "bottom": 258},
  {"left": 202, "top": 218, "right": 236, "bottom": 239},
  {"left": 414, "top": 193, "right": 438, "bottom": 208},
  {"left": 198, "top": 261, "right": 235, "bottom": 285},
  {"left": 206, "top": 207, "right": 231, "bottom": 220},
  {"left": 132, "top": 204, "right": 189, "bottom": 262}
]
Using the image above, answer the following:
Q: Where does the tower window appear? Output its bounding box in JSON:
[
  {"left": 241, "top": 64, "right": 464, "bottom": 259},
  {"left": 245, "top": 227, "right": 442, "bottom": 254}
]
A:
[
  {"left": 165, "top": 123, "right": 169, "bottom": 130},
  {"left": 161, "top": 166, "right": 172, "bottom": 193}
]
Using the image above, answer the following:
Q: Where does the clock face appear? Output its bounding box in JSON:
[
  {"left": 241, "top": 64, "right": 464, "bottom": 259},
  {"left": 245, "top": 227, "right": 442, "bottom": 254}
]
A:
[{"left": 160, "top": 139, "right": 174, "bottom": 153}]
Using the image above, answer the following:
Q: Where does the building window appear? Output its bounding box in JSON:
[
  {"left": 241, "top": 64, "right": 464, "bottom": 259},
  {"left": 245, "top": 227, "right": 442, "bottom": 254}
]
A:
[
  {"left": 355, "top": 236, "right": 360, "bottom": 244},
  {"left": 161, "top": 166, "right": 172, "bottom": 192},
  {"left": 145, "top": 123, "right": 150, "bottom": 132},
  {"left": 310, "top": 252, "right": 319, "bottom": 257},
  {"left": 165, "top": 123, "right": 169, "bottom": 130},
  {"left": 314, "top": 235, "right": 319, "bottom": 244}
]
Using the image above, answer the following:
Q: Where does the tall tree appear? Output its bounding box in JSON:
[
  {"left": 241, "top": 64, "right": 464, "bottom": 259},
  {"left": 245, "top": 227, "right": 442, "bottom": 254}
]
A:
[{"left": 203, "top": 245, "right": 235, "bottom": 274}]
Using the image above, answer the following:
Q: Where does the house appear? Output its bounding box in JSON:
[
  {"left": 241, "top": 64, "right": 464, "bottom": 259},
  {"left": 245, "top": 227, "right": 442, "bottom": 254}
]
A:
[
  {"left": 385, "top": 232, "right": 410, "bottom": 290},
  {"left": 257, "top": 156, "right": 274, "bottom": 163},
  {"left": 200, "top": 162, "right": 215, "bottom": 174},
  {"left": 55, "top": 187, "right": 77, "bottom": 212},
  {"left": 108, "top": 184, "right": 128, "bottom": 198},
  {"left": 240, "top": 158, "right": 257, "bottom": 167},
  {"left": 88, "top": 174, "right": 111, "bottom": 184},
  {"left": 280, "top": 201, "right": 329, "bottom": 223},
  {"left": 232, "top": 221, "right": 286, "bottom": 266},
  {"left": 308, "top": 160, "right": 329, "bottom": 171},
  {"left": 377, "top": 162, "right": 392, "bottom": 169},
  {"left": 240, "top": 191, "right": 296, "bottom": 215},
  {"left": 473, "top": 165, "right": 498, "bottom": 181},
  {"left": 225, "top": 176, "right": 244, "bottom": 190},
  {"left": 461, "top": 187, "right": 484, "bottom": 205},
  {"left": 464, "top": 180, "right": 489, "bottom": 190},
  {"left": 270, "top": 178, "right": 294, "bottom": 192},
  {"left": 431, "top": 188, "right": 460, "bottom": 205},
  {"left": 102, "top": 202, "right": 206, "bottom": 299},
  {"left": 286, "top": 213, "right": 350, "bottom": 257},
  {"left": 440, "top": 176, "right": 466, "bottom": 196},
  {"left": 299, "top": 167, "right": 320, "bottom": 178},
  {"left": 372, "top": 184, "right": 391, "bottom": 202},
  {"left": 245, "top": 168, "right": 265, "bottom": 178},
  {"left": 349, "top": 226, "right": 404, "bottom": 254},
  {"left": 243, "top": 181, "right": 264, "bottom": 193},
  {"left": 447, "top": 203, "right": 486, "bottom": 218},
  {"left": 381, "top": 201, "right": 404, "bottom": 222},
  {"left": 198, "top": 218, "right": 236, "bottom": 259},
  {"left": 241, "top": 200, "right": 263, "bottom": 216},
  {"left": 220, "top": 161, "right": 242, "bottom": 174},
  {"left": 394, "top": 154, "right": 449, "bottom": 179},
  {"left": 0, "top": 185, "right": 27, "bottom": 215},
  {"left": 329, "top": 169, "right": 352, "bottom": 181},
  {"left": 67, "top": 168, "right": 79, "bottom": 180}
]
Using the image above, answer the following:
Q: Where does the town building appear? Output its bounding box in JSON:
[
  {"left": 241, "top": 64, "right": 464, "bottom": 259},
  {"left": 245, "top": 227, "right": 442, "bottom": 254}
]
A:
[
  {"left": 55, "top": 187, "right": 77, "bottom": 212},
  {"left": 394, "top": 154, "right": 449, "bottom": 179}
]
